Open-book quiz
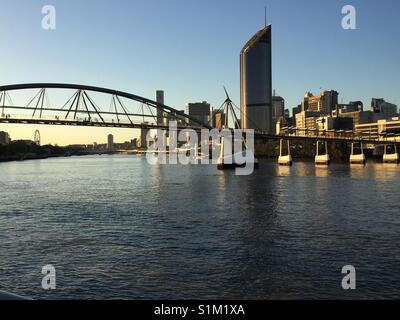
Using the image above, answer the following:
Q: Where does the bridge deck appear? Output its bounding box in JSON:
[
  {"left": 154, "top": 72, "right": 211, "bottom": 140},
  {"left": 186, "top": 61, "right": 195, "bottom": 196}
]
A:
[{"left": 2, "top": 117, "right": 399, "bottom": 145}]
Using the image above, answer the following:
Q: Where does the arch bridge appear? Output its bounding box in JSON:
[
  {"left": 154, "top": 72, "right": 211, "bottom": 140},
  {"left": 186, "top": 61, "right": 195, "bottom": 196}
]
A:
[{"left": 0, "top": 83, "right": 212, "bottom": 131}]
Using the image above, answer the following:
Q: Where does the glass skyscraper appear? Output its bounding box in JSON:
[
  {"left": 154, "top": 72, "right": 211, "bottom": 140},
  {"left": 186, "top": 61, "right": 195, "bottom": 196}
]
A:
[{"left": 240, "top": 25, "right": 272, "bottom": 132}]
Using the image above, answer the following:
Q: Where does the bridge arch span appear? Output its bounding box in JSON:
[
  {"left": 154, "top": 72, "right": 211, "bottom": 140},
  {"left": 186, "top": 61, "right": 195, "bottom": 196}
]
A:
[{"left": 0, "top": 83, "right": 212, "bottom": 130}]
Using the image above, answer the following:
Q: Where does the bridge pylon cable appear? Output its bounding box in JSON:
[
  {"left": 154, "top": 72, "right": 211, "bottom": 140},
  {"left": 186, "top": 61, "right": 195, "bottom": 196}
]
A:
[
  {"left": 73, "top": 90, "right": 83, "bottom": 120},
  {"left": 25, "top": 89, "right": 42, "bottom": 108},
  {"left": 61, "top": 90, "right": 78, "bottom": 110},
  {"left": 82, "top": 91, "right": 105, "bottom": 123},
  {"left": 81, "top": 91, "right": 92, "bottom": 121},
  {"left": 111, "top": 95, "right": 120, "bottom": 123},
  {"left": 115, "top": 95, "right": 133, "bottom": 125},
  {"left": 32, "top": 89, "right": 45, "bottom": 117},
  {"left": 65, "top": 90, "right": 80, "bottom": 119}
]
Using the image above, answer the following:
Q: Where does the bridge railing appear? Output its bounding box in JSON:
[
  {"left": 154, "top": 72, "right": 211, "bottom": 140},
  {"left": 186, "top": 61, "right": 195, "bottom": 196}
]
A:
[
  {"left": 266, "top": 127, "right": 400, "bottom": 143},
  {"left": 0, "top": 113, "right": 205, "bottom": 131},
  {"left": 2, "top": 113, "right": 399, "bottom": 143},
  {"left": 0, "top": 113, "right": 158, "bottom": 126}
]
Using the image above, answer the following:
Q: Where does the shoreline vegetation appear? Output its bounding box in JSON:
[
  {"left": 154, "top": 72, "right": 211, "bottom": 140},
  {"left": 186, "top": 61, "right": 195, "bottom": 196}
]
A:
[{"left": 0, "top": 141, "right": 117, "bottom": 163}]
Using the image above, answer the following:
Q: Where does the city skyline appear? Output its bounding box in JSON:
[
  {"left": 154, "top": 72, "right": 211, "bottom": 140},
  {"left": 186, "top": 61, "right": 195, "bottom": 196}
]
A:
[{"left": 1, "top": 0, "right": 400, "bottom": 145}]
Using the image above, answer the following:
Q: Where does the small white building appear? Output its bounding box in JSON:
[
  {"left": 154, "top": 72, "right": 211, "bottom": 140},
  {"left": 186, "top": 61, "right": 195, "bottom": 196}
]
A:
[{"left": 107, "top": 134, "right": 114, "bottom": 151}]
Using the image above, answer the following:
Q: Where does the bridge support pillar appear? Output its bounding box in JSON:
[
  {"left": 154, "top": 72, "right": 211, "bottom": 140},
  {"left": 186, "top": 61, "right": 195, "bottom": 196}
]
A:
[
  {"left": 350, "top": 142, "right": 366, "bottom": 165},
  {"left": 315, "top": 141, "right": 330, "bottom": 165},
  {"left": 383, "top": 144, "right": 399, "bottom": 163},
  {"left": 278, "top": 139, "right": 292, "bottom": 166}
]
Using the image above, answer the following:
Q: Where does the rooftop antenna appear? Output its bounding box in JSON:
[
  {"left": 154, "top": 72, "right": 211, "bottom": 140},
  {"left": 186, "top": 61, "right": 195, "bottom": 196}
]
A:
[{"left": 264, "top": 6, "right": 267, "bottom": 27}]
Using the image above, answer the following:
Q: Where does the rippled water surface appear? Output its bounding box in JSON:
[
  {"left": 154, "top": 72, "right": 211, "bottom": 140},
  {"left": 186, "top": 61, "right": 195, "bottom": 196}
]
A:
[{"left": 1, "top": 155, "right": 400, "bottom": 299}]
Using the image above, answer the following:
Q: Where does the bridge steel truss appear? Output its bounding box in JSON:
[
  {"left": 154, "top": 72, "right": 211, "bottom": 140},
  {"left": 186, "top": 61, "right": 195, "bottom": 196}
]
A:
[{"left": 0, "top": 83, "right": 212, "bottom": 131}]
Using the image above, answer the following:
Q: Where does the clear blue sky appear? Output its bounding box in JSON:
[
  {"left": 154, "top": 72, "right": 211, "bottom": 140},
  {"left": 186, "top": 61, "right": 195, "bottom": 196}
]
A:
[{"left": 0, "top": 0, "right": 399, "bottom": 144}]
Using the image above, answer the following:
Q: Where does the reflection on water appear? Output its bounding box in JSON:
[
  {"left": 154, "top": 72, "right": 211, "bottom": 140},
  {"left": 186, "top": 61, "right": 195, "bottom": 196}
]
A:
[
  {"left": 0, "top": 156, "right": 400, "bottom": 299},
  {"left": 314, "top": 165, "right": 329, "bottom": 177},
  {"left": 349, "top": 164, "right": 367, "bottom": 179},
  {"left": 348, "top": 162, "right": 400, "bottom": 181},
  {"left": 373, "top": 163, "right": 400, "bottom": 181},
  {"left": 276, "top": 165, "right": 292, "bottom": 176}
]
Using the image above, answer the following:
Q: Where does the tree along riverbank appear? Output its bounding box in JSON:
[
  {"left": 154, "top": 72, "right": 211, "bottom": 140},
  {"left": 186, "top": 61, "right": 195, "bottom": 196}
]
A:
[{"left": 0, "top": 141, "right": 94, "bottom": 163}]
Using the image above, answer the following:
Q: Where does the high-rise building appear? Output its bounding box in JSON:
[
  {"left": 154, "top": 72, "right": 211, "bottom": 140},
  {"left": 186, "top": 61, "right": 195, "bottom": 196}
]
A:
[
  {"left": 215, "top": 112, "right": 226, "bottom": 130},
  {"left": 349, "top": 101, "right": 364, "bottom": 112},
  {"left": 107, "top": 134, "right": 114, "bottom": 151},
  {"left": 240, "top": 25, "right": 272, "bottom": 132},
  {"left": 292, "top": 104, "right": 302, "bottom": 118},
  {"left": 303, "top": 90, "right": 338, "bottom": 115},
  {"left": 0, "top": 131, "right": 10, "bottom": 145},
  {"left": 272, "top": 96, "right": 285, "bottom": 127},
  {"left": 320, "top": 90, "right": 338, "bottom": 114},
  {"left": 332, "top": 101, "right": 363, "bottom": 115},
  {"left": 156, "top": 90, "right": 166, "bottom": 126},
  {"left": 284, "top": 109, "right": 290, "bottom": 120},
  {"left": 185, "top": 102, "right": 211, "bottom": 126},
  {"left": 295, "top": 110, "right": 321, "bottom": 133},
  {"left": 336, "top": 109, "right": 384, "bottom": 126},
  {"left": 371, "top": 98, "right": 397, "bottom": 119},
  {"left": 140, "top": 124, "right": 150, "bottom": 149},
  {"left": 175, "top": 110, "right": 187, "bottom": 126},
  {"left": 371, "top": 98, "right": 385, "bottom": 111}
]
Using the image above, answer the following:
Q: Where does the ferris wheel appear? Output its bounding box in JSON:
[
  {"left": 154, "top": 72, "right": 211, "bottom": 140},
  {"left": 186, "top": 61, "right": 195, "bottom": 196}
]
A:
[{"left": 34, "top": 130, "right": 41, "bottom": 146}]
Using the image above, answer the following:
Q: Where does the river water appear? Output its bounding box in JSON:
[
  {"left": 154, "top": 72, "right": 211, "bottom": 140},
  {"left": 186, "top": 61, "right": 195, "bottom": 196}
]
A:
[{"left": 0, "top": 155, "right": 399, "bottom": 299}]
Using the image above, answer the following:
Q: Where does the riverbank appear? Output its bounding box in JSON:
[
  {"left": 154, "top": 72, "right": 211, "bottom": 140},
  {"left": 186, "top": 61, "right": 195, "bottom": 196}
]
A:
[
  {"left": 0, "top": 139, "right": 385, "bottom": 164},
  {"left": 0, "top": 140, "right": 149, "bottom": 163},
  {"left": 0, "top": 140, "right": 108, "bottom": 163}
]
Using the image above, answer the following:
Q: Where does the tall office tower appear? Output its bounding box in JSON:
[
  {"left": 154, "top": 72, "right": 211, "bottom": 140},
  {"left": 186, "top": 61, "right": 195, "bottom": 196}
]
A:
[
  {"left": 240, "top": 24, "right": 272, "bottom": 132},
  {"left": 319, "top": 90, "right": 338, "bottom": 114},
  {"left": 272, "top": 95, "right": 285, "bottom": 127},
  {"left": 156, "top": 90, "right": 165, "bottom": 126},
  {"left": 107, "top": 134, "right": 114, "bottom": 151},
  {"left": 185, "top": 101, "right": 211, "bottom": 127}
]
